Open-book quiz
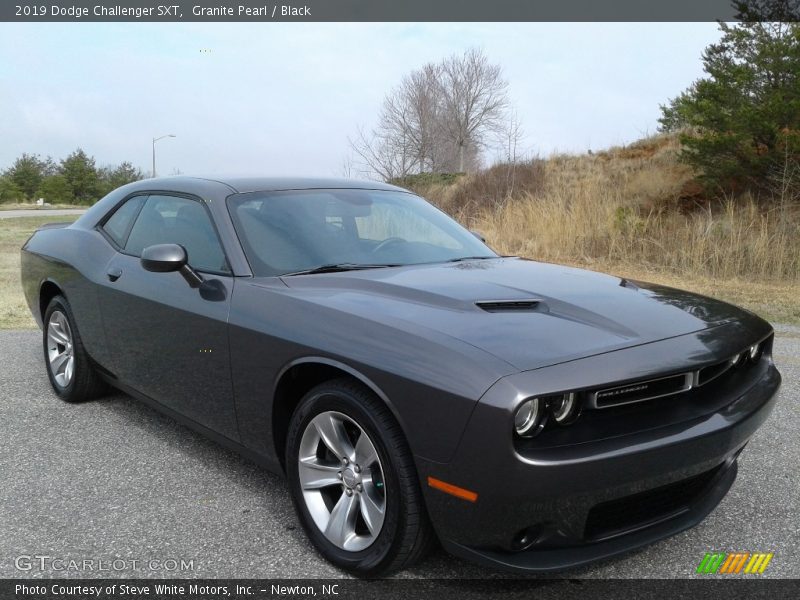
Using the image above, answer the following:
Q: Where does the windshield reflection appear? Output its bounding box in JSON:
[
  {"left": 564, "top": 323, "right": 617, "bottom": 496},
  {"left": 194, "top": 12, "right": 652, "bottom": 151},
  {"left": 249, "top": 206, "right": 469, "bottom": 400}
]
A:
[{"left": 227, "top": 189, "right": 497, "bottom": 277}]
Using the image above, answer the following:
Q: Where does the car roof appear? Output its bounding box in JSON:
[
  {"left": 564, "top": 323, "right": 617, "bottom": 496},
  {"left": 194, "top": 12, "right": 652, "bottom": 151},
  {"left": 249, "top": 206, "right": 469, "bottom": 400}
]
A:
[{"left": 143, "top": 176, "right": 409, "bottom": 194}]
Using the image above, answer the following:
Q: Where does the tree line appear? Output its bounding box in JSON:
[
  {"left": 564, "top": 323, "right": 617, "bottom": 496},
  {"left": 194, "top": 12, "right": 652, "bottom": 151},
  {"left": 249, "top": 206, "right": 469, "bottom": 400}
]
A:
[{"left": 0, "top": 149, "right": 144, "bottom": 205}]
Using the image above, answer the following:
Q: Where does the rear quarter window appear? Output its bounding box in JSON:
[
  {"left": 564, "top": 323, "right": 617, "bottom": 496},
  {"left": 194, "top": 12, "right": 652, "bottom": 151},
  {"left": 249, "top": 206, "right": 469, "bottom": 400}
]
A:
[{"left": 102, "top": 195, "right": 146, "bottom": 247}]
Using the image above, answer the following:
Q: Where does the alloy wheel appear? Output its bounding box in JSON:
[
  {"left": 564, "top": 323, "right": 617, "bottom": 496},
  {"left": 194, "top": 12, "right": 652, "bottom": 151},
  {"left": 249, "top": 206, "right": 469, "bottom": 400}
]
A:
[
  {"left": 297, "top": 410, "right": 387, "bottom": 552},
  {"left": 46, "top": 310, "right": 74, "bottom": 388}
]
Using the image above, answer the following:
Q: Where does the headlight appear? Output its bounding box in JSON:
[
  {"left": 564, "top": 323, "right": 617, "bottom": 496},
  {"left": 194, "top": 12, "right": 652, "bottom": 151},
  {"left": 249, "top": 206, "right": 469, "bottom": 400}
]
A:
[
  {"left": 549, "top": 392, "right": 580, "bottom": 425},
  {"left": 514, "top": 397, "right": 544, "bottom": 437},
  {"left": 748, "top": 343, "right": 762, "bottom": 362}
]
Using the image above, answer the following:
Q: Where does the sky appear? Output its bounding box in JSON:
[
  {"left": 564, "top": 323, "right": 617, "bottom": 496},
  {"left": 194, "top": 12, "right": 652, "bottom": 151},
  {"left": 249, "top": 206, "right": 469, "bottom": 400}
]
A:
[{"left": 0, "top": 22, "right": 721, "bottom": 178}]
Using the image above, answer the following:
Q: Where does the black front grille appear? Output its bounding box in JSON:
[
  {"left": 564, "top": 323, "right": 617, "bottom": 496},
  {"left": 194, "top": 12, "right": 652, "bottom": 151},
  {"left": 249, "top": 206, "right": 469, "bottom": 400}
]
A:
[
  {"left": 592, "top": 372, "right": 691, "bottom": 408},
  {"left": 584, "top": 464, "right": 723, "bottom": 540}
]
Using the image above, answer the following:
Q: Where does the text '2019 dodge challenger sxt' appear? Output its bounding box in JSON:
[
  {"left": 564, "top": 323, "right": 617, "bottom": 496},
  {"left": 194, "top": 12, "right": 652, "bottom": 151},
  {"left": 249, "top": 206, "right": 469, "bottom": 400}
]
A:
[{"left": 21, "top": 177, "right": 780, "bottom": 576}]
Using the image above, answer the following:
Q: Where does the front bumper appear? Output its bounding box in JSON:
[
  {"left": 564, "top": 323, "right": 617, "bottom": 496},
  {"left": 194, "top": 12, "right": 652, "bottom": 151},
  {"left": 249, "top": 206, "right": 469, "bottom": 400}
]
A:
[{"left": 418, "top": 348, "right": 781, "bottom": 573}]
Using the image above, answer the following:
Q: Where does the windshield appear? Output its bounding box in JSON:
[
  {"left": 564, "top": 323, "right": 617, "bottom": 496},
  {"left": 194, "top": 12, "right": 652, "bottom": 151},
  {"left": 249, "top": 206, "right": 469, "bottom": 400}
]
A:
[{"left": 227, "top": 189, "right": 497, "bottom": 277}]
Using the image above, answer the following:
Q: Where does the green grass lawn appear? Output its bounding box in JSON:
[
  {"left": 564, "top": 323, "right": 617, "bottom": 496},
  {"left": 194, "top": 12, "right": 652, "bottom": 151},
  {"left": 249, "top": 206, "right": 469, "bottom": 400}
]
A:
[
  {"left": 0, "top": 216, "right": 79, "bottom": 329},
  {"left": 0, "top": 203, "right": 84, "bottom": 211}
]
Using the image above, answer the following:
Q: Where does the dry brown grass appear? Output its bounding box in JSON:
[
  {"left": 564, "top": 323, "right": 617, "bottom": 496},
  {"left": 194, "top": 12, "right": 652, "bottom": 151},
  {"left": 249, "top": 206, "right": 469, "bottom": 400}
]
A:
[
  {"left": 411, "top": 133, "right": 800, "bottom": 323},
  {"left": 0, "top": 216, "right": 79, "bottom": 329},
  {"left": 478, "top": 190, "right": 799, "bottom": 281}
]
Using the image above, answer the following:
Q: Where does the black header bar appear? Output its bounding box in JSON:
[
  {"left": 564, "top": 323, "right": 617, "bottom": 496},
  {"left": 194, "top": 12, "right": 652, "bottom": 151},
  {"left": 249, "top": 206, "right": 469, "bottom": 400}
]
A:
[
  {"left": 2, "top": 0, "right": 797, "bottom": 23},
  {"left": 4, "top": 578, "right": 800, "bottom": 600}
]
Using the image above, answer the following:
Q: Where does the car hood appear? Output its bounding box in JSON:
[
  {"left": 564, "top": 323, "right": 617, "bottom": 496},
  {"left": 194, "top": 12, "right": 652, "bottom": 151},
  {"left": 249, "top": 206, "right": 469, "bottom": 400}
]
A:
[{"left": 277, "top": 257, "right": 749, "bottom": 372}]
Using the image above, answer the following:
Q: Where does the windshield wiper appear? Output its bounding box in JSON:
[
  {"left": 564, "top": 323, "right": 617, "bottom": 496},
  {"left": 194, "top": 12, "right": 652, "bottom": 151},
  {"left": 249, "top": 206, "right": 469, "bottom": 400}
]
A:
[{"left": 282, "top": 263, "right": 401, "bottom": 277}]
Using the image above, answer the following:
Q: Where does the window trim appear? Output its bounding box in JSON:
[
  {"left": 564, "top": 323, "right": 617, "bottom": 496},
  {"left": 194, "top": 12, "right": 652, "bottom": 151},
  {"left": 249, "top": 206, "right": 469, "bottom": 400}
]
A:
[{"left": 97, "top": 191, "right": 233, "bottom": 276}]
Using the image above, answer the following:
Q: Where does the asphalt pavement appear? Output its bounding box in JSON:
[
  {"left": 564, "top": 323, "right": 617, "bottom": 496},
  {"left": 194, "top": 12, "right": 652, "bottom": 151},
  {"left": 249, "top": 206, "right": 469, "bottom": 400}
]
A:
[{"left": 0, "top": 327, "right": 797, "bottom": 580}]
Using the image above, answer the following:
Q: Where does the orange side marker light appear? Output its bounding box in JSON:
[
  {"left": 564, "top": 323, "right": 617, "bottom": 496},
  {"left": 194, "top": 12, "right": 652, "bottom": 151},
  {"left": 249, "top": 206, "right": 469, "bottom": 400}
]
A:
[{"left": 427, "top": 476, "right": 478, "bottom": 502}]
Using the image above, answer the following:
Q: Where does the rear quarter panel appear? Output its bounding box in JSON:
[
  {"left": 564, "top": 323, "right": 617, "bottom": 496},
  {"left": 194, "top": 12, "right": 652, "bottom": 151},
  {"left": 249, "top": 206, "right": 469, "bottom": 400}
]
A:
[{"left": 22, "top": 226, "right": 116, "bottom": 367}]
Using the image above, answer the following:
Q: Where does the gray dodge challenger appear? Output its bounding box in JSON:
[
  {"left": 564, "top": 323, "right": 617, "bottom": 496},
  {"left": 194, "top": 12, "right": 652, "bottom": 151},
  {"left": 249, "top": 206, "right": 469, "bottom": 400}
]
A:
[{"left": 21, "top": 177, "right": 780, "bottom": 576}]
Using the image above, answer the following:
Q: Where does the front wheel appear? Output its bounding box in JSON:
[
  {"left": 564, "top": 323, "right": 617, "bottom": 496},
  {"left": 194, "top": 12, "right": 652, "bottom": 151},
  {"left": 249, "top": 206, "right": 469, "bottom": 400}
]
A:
[{"left": 285, "top": 379, "right": 434, "bottom": 576}]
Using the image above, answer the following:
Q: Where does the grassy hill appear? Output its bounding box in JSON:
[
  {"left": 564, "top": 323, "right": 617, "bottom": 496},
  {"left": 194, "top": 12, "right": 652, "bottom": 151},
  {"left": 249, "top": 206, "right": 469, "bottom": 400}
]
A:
[{"left": 403, "top": 134, "right": 800, "bottom": 323}]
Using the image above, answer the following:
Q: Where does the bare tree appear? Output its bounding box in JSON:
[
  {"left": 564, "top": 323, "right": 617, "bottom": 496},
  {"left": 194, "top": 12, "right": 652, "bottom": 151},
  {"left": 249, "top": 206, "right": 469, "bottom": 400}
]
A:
[
  {"left": 340, "top": 153, "right": 356, "bottom": 179},
  {"left": 350, "top": 63, "right": 441, "bottom": 180},
  {"left": 349, "top": 47, "right": 511, "bottom": 180},
  {"left": 437, "top": 48, "right": 509, "bottom": 172},
  {"left": 348, "top": 123, "right": 415, "bottom": 181},
  {"left": 383, "top": 63, "right": 442, "bottom": 173},
  {"left": 497, "top": 111, "right": 525, "bottom": 196}
]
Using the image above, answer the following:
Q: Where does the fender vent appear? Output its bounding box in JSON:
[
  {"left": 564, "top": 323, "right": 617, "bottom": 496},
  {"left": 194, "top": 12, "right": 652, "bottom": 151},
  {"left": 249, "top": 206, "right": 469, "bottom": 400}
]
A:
[
  {"left": 476, "top": 299, "right": 542, "bottom": 313},
  {"left": 696, "top": 360, "right": 732, "bottom": 386}
]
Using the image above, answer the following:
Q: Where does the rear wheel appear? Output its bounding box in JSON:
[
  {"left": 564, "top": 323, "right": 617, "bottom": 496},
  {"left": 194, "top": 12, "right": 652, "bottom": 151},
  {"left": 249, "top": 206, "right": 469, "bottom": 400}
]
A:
[
  {"left": 43, "top": 295, "right": 108, "bottom": 402},
  {"left": 285, "top": 378, "right": 434, "bottom": 576}
]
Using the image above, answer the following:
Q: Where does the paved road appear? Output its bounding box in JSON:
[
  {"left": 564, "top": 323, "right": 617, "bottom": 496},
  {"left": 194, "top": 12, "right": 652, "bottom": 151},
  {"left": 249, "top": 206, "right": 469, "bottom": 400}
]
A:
[
  {"left": 0, "top": 327, "right": 797, "bottom": 580},
  {"left": 0, "top": 208, "right": 87, "bottom": 219}
]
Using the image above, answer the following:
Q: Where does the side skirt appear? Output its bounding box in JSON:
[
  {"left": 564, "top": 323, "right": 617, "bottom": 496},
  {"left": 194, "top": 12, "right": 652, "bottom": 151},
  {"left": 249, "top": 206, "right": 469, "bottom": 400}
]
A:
[{"left": 99, "top": 374, "right": 284, "bottom": 475}]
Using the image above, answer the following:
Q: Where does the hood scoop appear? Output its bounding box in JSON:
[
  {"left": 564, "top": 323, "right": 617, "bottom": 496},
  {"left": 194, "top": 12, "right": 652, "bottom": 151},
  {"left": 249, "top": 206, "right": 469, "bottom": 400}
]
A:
[{"left": 476, "top": 298, "right": 543, "bottom": 313}]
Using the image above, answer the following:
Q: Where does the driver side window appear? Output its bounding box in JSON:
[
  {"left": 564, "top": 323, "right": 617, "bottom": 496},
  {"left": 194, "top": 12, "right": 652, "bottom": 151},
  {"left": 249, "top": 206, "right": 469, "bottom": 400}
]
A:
[{"left": 124, "top": 195, "right": 230, "bottom": 273}]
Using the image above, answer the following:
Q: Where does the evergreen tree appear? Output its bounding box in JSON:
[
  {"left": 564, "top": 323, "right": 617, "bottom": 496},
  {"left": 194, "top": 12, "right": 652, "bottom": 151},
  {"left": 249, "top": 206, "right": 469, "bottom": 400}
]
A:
[
  {"left": 35, "top": 174, "right": 74, "bottom": 204},
  {"left": 0, "top": 175, "right": 24, "bottom": 203},
  {"left": 660, "top": 2, "right": 800, "bottom": 192},
  {"left": 60, "top": 149, "right": 100, "bottom": 204},
  {"left": 3, "top": 154, "right": 55, "bottom": 200}
]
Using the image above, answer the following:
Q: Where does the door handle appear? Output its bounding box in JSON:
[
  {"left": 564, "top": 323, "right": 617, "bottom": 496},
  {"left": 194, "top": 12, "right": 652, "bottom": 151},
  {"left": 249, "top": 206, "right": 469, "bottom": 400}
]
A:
[{"left": 106, "top": 267, "right": 123, "bottom": 282}]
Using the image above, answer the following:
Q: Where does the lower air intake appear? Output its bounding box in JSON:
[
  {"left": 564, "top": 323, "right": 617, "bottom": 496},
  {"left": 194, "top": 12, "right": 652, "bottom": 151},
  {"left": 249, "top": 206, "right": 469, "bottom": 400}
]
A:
[{"left": 584, "top": 463, "right": 723, "bottom": 540}]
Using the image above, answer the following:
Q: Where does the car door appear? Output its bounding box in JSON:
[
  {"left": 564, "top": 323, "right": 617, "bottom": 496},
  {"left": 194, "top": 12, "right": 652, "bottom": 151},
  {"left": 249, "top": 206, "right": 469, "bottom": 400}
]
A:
[{"left": 96, "top": 193, "right": 239, "bottom": 441}]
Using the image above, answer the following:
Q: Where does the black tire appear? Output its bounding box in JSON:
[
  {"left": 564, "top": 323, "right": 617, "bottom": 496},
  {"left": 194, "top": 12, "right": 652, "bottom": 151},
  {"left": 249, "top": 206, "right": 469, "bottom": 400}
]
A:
[
  {"left": 42, "top": 295, "right": 108, "bottom": 403},
  {"left": 285, "top": 378, "right": 435, "bottom": 576}
]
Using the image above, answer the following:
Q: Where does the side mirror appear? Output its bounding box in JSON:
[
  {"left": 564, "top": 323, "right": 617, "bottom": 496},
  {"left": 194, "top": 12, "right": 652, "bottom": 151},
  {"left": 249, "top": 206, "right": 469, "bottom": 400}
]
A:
[
  {"left": 470, "top": 230, "right": 486, "bottom": 243},
  {"left": 141, "top": 243, "right": 186, "bottom": 272},
  {"left": 141, "top": 243, "right": 203, "bottom": 288}
]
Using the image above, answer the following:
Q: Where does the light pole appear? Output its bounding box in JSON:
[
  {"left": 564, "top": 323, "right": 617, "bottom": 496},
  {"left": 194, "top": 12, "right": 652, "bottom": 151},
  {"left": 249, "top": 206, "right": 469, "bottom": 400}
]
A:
[{"left": 152, "top": 134, "right": 176, "bottom": 178}]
